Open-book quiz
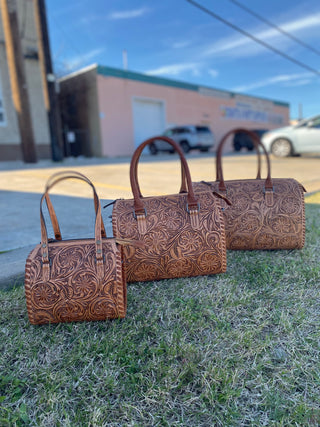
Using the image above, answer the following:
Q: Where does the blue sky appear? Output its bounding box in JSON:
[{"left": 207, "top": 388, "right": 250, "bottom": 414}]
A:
[{"left": 46, "top": 0, "right": 320, "bottom": 119}]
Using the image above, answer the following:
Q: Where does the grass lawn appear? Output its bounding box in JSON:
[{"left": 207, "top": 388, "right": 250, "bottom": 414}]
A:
[{"left": 1, "top": 201, "right": 319, "bottom": 426}]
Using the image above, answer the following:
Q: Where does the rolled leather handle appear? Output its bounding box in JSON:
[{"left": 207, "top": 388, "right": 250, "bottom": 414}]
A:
[
  {"left": 40, "top": 174, "right": 106, "bottom": 280},
  {"left": 216, "top": 128, "right": 273, "bottom": 192},
  {"left": 216, "top": 131, "right": 262, "bottom": 182},
  {"left": 176, "top": 130, "right": 263, "bottom": 191},
  {"left": 43, "top": 170, "right": 106, "bottom": 239},
  {"left": 130, "top": 136, "right": 199, "bottom": 214}
]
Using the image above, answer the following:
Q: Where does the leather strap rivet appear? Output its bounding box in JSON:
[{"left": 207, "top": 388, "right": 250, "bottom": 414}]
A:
[
  {"left": 97, "top": 248, "right": 102, "bottom": 254},
  {"left": 96, "top": 240, "right": 101, "bottom": 245},
  {"left": 42, "top": 252, "right": 47, "bottom": 257},
  {"left": 42, "top": 243, "right": 47, "bottom": 248}
]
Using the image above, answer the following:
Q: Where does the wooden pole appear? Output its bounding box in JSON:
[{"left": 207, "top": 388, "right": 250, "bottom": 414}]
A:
[
  {"left": 33, "top": 0, "right": 63, "bottom": 161},
  {"left": 1, "top": 0, "right": 37, "bottom": 163}
]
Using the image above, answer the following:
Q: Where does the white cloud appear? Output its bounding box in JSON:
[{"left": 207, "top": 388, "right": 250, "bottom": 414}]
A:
[
  {"left": 108, "top": 8, "right": 149, "bottom": 20},
  {"left": 146, "top": 63, "right": 202, "bottom": 77},
  {"left": 284, "top": 78, "right": 312, "bottom": 87},
  {"left": 281, "top": 14, "right": 320, "bottom": 33},
  {"left": 202, "top": 12, "right": 320, "bottom": 58},
  {"left": 232, "top": 72, "right": 313, "bottom": 92},
  {"left": 67, "top": 47, "right": 105, "bottom": 70},
  {"left": 172, "top": 41, "right": 192, "bottom": 49},
  {"left": 208, "top": 69, "right": 218, "bottom": 78}
]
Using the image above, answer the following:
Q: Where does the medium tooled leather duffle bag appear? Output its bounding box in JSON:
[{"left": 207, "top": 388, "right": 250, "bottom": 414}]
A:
[
  {"left": 112, "top": 136, "right": 228, "bottom": 283},
  {"left": 25, "top": 171, "right": 138, "bottom": 325},
  {"left": 192, "top": 128, "right": 306, "bottom": 250}
]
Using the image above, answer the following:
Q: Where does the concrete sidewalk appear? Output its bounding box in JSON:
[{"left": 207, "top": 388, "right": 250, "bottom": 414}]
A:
[
  {"left": 0, "top": 156, "right": 118, "bottom": 289},
  {"left": 1, "top": 152, "right": 319, "bottom": 289},
  {"left": 0, "top": 192, "right": 114, "bottom": 289}
]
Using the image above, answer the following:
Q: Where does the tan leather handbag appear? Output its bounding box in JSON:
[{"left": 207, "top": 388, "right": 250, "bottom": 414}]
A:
[
  {"left": 193, "top": 128, "right": 306, "bottom": 250},
  {"left": 112, "top": 136, "right": 228, "bottom": 283},
  {"left": 25, "top": 171, "right": 137, "bottom": 325}
]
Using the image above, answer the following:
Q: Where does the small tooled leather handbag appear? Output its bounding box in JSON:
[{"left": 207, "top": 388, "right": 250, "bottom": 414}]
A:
[
  {"left": 193, "top": 128, "right": 306, "bottom": 250},
  {"left": 112, "top": 136, "right": 228, "bottom": 283},
  {"left": 25, "top": 171, "right": 136, "bottom": 325}
]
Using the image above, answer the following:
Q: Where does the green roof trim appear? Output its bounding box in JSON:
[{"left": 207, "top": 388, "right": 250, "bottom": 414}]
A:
[
  {"left": 96, "top": 65, "right": 289, "bottom": 108},
  {"left": 97, "top": 65, "right": 200, "bottom": 91},
  {"left": 273, "top": 100, "right": 290, "bottom": 107}
]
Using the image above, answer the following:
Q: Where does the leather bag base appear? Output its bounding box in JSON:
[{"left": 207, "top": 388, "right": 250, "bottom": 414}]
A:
[
  {"left": 193, "top": 178, "right": 305, "bottom": 250},
  {"left": 112, "top": 191, "right": 227, "bottom": 282},
  {"left": 25, "top": 239, "right": 126, "bottom": 325}
]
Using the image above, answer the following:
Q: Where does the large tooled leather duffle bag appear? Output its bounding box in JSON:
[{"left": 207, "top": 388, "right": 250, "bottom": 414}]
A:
[
  {"left": 112, "top": 136, "right": 228, "bottom": 282},
  {"left": 192, "top": 128, "right": 306, "bottom": 250}
]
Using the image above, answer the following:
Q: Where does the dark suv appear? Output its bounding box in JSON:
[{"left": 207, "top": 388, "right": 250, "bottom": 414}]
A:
[
  {"left": 233, "top": 129, "right": 267, "bottom": 152},
  {"left": 149, "top": 125, "right": 214, "bottom": 154}
]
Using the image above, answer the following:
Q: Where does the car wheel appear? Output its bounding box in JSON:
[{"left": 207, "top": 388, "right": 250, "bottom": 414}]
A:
[
  {"left": 180, "top": 141, "right": 190, "bottom": 153},
  {"left": 200, "top": 147, "right": 209, "bottom": 152},
  {"left": 271, "top": 138, "right": 292, "bottom": 157},
  {"left": 149, "top": 143, "right": 158, "bottom": 155}
]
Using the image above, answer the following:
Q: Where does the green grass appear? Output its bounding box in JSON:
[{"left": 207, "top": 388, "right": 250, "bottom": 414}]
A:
[{"left": 1, "top": 203, "right": 320, "bottom": 426}]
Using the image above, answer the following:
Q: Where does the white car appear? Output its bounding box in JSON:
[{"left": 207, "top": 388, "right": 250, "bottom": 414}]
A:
[
  {"left": 261, "top": 115, "right": 320, "bottom": 157},
  {"left": 149, "top": 125, "right": 214, "bottom": 154}
]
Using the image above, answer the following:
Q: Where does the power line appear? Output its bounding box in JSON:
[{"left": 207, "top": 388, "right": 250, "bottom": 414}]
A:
[
  {"left": 229, "top": 0, "right": 320, "bottom": 57},
  {"left": 185, "top": 0, "right": 320, "bottom": 77}
]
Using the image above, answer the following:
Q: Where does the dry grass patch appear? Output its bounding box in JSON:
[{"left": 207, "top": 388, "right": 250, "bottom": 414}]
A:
[{"left": 1, "top": 204, "right": 320, "bottom": 426}]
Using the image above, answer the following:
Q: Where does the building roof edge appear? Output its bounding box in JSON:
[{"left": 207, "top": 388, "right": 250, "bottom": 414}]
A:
[
  {"left": 61, "top": 64, "right": 289, "bottom": 107},
  {"left": 58, "top": 64, "right": 98, "bottom": 82}
]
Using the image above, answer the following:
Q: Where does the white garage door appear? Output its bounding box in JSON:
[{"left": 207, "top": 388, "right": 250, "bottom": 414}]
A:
[{"left": 132, "top": 98, "right": 166, "bottom": 149}]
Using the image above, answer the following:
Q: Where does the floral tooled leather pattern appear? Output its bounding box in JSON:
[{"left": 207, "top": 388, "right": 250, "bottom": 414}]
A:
[
  {"left": 25, "top": 241, "right": 126, "bottom": 324},
  {"left": 112, "top": 191, "right": 227, "bottom": 282},
  {"left": 193, "top": 178, "right": 305, "bottom": 250}
]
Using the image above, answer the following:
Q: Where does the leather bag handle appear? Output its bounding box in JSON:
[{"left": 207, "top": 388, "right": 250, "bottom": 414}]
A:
[
  {"left": 177, "top": 131, "right": 262, "bottom": 192},
  {"left": 130, "top": 136, "right": 199, "bottom": 218},
  {"left": 133, "top": 139, "right": 188, "bottom": 198},
  {"left": 216, "top": 133, "right": 262, "bottom": 182},
  {"left": 40, "top": 174, "right": 106, "bottom": 280},
  {"left": 43, "top": 171, "right": 107, "bottom": 240},
  {"left": 216, "top": 128, "right": 273, "bottom": 192}
]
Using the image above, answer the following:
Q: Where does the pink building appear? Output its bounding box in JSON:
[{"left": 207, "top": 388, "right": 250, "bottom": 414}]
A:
[{"left": 59, "top": 64, "right": 289, "bottom": 157}]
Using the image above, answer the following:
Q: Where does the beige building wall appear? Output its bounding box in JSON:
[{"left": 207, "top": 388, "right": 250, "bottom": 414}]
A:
[
  {"left": 97, "top": 75, "right": 136, "bottom": 157},
  {"left": 0, "top": 44, "right": 20, "bottom": 144},
  {"left": 0, "top": 0, "right": 50, "bottom": 160},
  {"left": 96, "top": 71, "right": 289, "bottom": 157}
]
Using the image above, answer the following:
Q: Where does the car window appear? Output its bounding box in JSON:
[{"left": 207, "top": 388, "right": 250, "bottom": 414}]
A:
[
  {"left": 164, "top": 129, "right": 173, "bottom": 136},
  {"left": 195, "top": 126, "right": 211, "bottom": 133},
  {"left": 177, "top": 127, "right": 190, "bottom": 134},
  {"left": 309, "top": 117, "right": 320, "bottom": 129},
  {"left": 253, "top": 129, "right": 267, "bottom": 136}
]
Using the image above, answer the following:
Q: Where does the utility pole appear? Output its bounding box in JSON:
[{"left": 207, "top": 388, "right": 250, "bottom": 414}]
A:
[
  {"left": 33, "top": 0, "right": 63, "bottom": 161},
  {"left": 1, "top": 0, "right": 37, "bottom": 163},
  {"left": 123, "top": 49, "right": 128, "bottom": 70}
]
